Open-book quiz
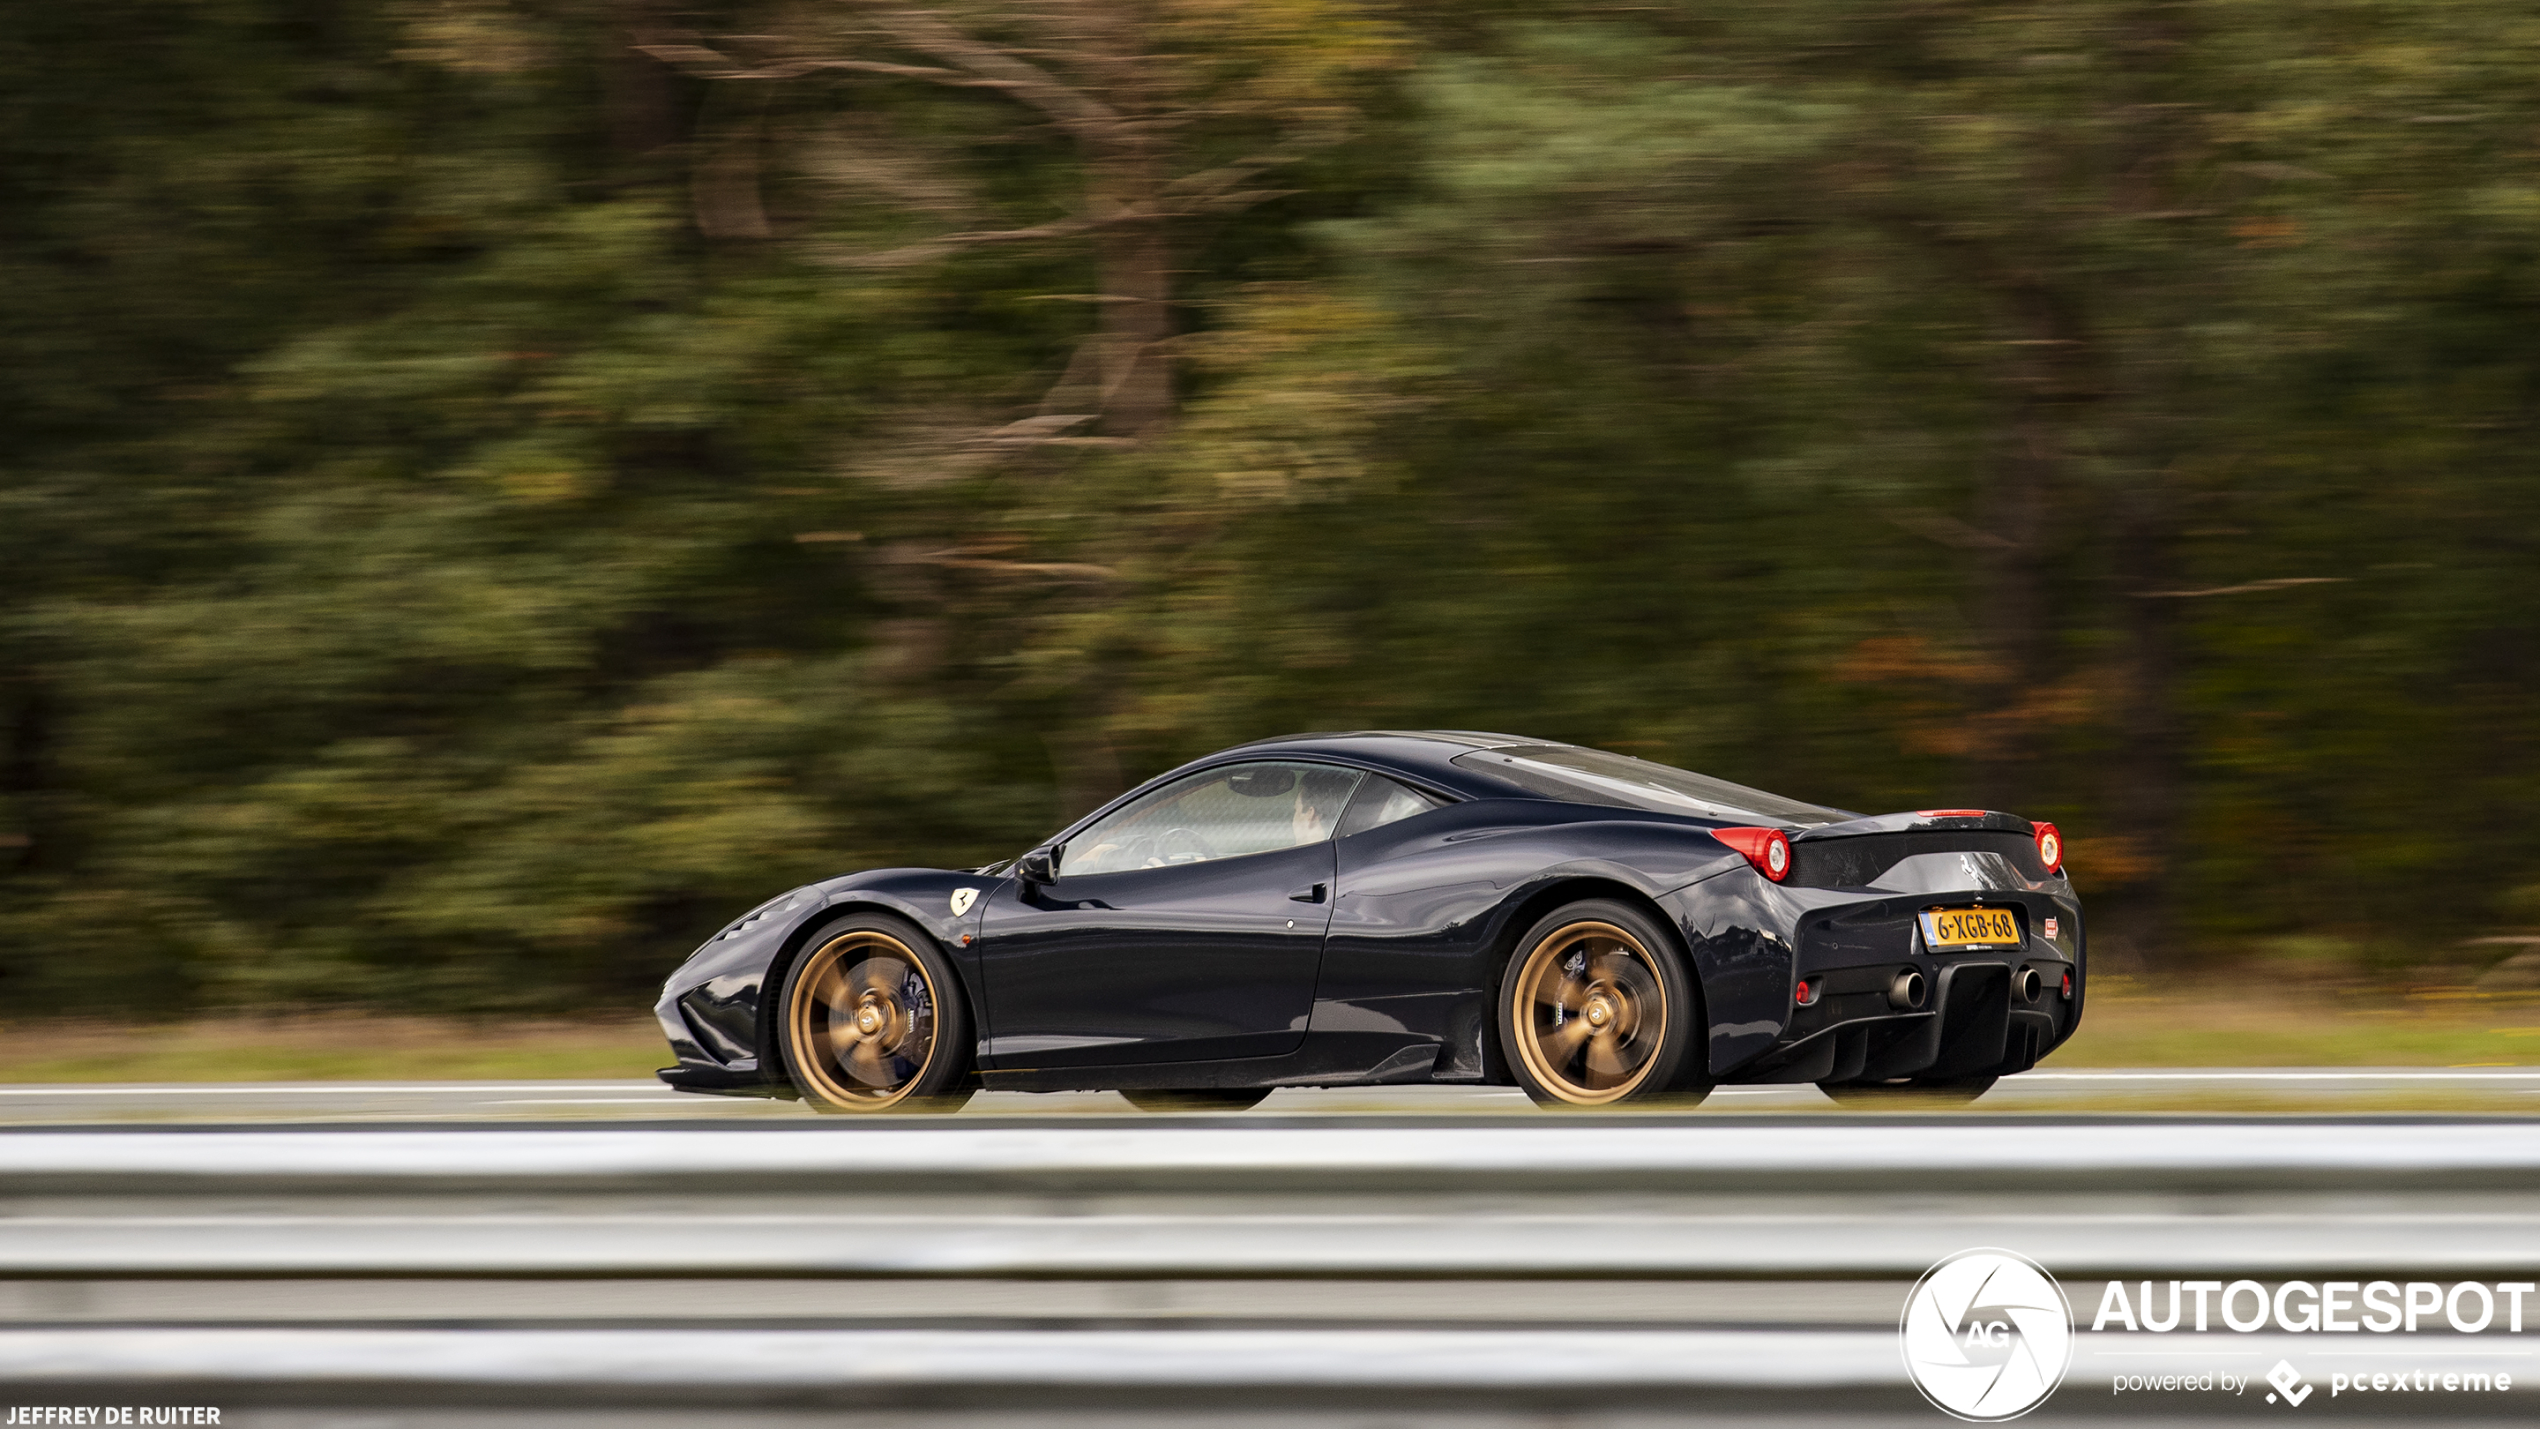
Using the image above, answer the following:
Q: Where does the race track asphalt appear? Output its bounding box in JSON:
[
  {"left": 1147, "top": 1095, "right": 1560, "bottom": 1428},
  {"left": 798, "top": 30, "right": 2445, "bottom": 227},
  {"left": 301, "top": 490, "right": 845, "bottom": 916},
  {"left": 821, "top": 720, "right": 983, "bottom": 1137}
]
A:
[{"left": 5, "top": 1066, "right": 2540, "bottom": 1123}]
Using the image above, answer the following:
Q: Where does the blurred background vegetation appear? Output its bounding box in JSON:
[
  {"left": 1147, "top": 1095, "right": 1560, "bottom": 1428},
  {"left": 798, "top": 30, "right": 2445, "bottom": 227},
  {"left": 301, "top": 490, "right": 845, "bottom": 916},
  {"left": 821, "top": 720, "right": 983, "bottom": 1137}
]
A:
[{"left": 4, "top": 0, "right": 2536, "bottom": 1017}]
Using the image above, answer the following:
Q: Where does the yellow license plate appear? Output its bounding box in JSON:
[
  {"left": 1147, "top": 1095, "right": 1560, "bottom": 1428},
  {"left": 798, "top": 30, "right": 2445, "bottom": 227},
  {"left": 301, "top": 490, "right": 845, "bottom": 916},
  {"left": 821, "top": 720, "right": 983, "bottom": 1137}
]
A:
[{"left": 1923, "top": 906, "right": 2022, "bottom": 947}]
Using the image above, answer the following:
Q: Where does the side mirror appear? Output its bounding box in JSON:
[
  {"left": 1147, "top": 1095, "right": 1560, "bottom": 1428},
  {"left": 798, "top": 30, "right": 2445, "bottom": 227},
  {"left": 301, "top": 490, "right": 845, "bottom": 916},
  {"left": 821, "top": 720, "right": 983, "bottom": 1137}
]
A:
[{"left": 1016, "top": 846, "right": 1061, "bottom": 885}]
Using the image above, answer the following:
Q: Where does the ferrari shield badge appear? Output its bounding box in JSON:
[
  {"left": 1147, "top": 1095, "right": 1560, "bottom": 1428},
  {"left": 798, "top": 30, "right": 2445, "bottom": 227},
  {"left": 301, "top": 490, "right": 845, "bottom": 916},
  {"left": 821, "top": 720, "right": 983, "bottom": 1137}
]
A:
[{"left": 949, "top": 887, "right": 979, "bottom": 917}]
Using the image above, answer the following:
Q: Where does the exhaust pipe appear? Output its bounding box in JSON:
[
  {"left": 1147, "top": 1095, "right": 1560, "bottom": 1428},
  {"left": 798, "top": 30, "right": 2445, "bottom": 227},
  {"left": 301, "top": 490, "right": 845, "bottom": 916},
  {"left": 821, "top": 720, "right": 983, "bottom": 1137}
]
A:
[
  {"left": 1887, "top": 969, "right": 1927, "bottom": 1010},
  {"left": 2015, "top": 966, "right": 2043, "bottom": 1003}
]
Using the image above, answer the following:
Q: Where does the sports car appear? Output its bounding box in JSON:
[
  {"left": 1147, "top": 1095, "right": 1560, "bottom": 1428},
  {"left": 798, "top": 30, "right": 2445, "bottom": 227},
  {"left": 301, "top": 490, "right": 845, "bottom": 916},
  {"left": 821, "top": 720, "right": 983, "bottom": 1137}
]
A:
[{"left": 654, "top": 730, "right": 2082, "bottom": 1111}]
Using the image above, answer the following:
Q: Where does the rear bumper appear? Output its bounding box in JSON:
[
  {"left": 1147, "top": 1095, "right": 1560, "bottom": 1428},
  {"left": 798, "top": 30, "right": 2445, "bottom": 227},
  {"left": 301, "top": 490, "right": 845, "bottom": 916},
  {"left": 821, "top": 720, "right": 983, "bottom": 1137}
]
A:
[
  {"left": 1666, "top": 861, "right": 2084, "bottom": 1083},
  {"left": 1725, "top": 955, "right": 2075, "bottom": 1084}
]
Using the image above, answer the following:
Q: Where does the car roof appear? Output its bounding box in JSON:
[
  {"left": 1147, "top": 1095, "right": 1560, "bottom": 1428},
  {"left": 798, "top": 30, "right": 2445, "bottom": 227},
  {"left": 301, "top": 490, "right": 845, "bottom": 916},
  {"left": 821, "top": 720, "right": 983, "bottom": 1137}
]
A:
[
  {"left": 1212, "top": 729, "right": 1557, "bottom": 794},
  {"left": 1210, "top": 732, "right": 1859, "bottom": 828},
  {"left": 1058, "top": 729, "right": 1847, "bottom": 844},
  {"left": 1228, "top": 729, "right": 1538, "bottom": 752}
]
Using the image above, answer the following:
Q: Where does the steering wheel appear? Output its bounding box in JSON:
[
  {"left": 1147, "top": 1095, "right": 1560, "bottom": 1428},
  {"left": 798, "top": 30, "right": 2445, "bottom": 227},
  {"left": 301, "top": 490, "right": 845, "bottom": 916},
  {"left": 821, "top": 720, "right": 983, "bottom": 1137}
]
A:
[{"left": 1154, "top": 826, "right": 1216, "bottom": 864}]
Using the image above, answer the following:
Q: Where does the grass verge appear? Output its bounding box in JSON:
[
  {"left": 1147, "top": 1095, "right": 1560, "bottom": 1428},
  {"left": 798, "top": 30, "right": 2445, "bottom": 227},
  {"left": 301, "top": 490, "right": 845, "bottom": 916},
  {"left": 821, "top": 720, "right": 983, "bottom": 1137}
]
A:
[
  {"left": 0, "top": 1015, "right": 669, "bottom": 1083},
  {"left": 2057, "top": 978, "right": 2540, "bottom": 1067}
]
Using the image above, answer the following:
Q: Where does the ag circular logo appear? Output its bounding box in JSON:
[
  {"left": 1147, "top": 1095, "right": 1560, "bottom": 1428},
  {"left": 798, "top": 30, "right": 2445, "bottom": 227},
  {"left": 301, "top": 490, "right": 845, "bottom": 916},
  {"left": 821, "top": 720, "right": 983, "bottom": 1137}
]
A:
[{"left": 1900, "top": 1248, "right": 2074, "bottom": 1421}]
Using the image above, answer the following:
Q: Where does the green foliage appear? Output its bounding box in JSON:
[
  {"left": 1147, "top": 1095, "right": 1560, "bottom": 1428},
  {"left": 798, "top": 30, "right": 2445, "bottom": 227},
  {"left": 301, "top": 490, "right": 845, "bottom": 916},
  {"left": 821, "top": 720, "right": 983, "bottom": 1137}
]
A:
[{"left": 3, "top": 0, "right": 2536, "bottom": 1012}]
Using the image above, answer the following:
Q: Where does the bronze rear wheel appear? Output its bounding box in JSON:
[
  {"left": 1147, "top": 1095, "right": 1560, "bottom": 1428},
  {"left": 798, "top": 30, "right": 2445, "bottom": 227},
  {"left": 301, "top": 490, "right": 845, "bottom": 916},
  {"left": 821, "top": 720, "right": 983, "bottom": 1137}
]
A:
[
  {"left": 778, "top": 917, "right": 973, "bottom": 1113},
  {"left": 1500, "top": 901, "right": 1698, "bottom": 1107}
]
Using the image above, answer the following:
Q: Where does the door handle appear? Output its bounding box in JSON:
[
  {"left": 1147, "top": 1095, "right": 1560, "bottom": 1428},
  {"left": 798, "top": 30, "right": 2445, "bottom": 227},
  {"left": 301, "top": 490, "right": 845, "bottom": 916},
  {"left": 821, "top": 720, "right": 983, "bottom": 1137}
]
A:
[{"left": 1288, "top": 883, "right": 1327, "bottom": 904}]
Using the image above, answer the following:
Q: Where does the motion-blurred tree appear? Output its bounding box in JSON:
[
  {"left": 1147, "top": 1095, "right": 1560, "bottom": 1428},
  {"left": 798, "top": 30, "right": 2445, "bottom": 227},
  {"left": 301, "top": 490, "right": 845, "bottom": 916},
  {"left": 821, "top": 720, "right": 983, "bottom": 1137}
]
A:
[
  {"left": 3, "top": 0, "right": 2535, "bottom": 1013},
  {"left": 636, "top": 0, "right": 1404, "bottom": 811}
]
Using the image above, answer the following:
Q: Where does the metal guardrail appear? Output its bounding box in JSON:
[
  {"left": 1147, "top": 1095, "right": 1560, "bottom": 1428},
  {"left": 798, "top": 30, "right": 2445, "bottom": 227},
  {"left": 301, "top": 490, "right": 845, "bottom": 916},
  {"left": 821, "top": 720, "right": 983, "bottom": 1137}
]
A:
[
  {"left": 4, "top": 1326, "right": 2532, "bottom": 1415},
  {"left": 8, "top": 1118, "right": 2540, "bottom": 1189},
  {"left": 8, "top": 1122, "right": 2540, "bottom": 1279},
  {"left": 0, "top": 1327, "right": 1903, "bottom": 1390},
  {"left": 10, "top": 1210, "right": 2540, "bottom": 1278},
  {"left": 5, "top": 1119, "right": 2537, "bottom": 1415}
]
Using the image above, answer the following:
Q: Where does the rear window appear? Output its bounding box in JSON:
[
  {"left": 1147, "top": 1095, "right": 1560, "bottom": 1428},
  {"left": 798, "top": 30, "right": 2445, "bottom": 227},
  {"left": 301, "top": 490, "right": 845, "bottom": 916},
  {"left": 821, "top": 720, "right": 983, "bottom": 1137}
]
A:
[{"left": 1451, "top": 745, "right": 1849, "bottom": 826}]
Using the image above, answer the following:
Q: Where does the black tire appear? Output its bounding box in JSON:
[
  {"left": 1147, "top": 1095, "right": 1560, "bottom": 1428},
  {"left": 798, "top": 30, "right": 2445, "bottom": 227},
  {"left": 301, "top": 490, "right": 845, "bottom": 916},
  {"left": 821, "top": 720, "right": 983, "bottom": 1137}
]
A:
[
  {"left": 776, "top": 913, "right": 975, "bottom": 1113},
  {"left": 1497, "top": 898, "right": 1701, "bottom": 1108},
  {"left": 1119, "top": 1088, "right": 1274, "bottom": 1113},
  {"left": 1818, "top": 1076, "right": 1998, "bottom": 1108}
]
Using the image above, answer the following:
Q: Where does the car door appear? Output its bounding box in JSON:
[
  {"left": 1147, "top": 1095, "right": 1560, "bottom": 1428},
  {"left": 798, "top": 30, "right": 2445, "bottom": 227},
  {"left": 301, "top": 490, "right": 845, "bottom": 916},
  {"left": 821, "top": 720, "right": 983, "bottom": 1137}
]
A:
[{"left": 973, "top": 761, "right": 1365, "bottom": 1070}]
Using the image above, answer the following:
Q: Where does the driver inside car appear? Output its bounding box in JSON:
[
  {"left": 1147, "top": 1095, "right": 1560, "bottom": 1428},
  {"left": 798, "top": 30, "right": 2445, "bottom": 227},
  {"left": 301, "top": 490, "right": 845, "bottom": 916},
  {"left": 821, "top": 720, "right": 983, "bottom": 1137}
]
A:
[
  {"left": 1289, "top": 767, "right": 1356, "bottom": 844},
  {"left": 1068, "top": 763, "right": 1362, "bottom": 874}
]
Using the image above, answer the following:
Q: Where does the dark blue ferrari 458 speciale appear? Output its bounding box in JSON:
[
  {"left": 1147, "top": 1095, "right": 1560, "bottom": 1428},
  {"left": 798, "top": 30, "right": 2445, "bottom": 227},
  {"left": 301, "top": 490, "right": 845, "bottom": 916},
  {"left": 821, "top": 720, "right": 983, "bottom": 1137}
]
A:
[{"left": 655, "top": 730, "right": 2081, "bottom": 1111}]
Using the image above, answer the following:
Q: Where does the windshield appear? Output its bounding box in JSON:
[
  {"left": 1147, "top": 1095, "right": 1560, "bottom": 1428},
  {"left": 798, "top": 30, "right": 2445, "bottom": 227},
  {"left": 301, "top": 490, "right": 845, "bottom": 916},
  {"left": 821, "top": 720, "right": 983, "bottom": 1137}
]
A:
[{"left": 1451, "top": 745, "right": 1849, "bottom": 826}]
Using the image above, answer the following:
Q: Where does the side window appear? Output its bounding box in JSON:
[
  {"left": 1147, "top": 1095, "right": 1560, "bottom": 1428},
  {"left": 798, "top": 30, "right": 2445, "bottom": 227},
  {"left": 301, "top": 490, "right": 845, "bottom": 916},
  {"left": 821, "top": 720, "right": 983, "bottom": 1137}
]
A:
[
  {"left": 1337, "top": 776, "right": 1448, "bottom": 839},
  {"left": 1063, "top": 762, "right": 1365, "bottom": 876}
]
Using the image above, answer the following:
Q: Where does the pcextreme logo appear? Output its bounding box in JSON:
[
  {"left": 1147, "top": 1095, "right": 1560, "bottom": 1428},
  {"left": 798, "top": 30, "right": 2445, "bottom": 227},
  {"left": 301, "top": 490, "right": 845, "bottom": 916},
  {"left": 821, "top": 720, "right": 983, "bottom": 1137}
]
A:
[
  {"left": 1901, "top": 1248, "right": 2076, "bottom": 1421},
  {"left": 2264, "top": 1360, "right": 2313, "bottom": 1406}
]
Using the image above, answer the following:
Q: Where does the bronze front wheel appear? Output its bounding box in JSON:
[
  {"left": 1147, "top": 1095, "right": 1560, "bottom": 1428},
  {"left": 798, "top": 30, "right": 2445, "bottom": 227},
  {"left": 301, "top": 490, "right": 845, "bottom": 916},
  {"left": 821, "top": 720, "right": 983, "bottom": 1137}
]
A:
[
  {"left": 778, "top": 916, "right": 973, "bottom": 1113},
  {"left": 1499, "top": 900, "right": 1698, "bottom": 1107}
]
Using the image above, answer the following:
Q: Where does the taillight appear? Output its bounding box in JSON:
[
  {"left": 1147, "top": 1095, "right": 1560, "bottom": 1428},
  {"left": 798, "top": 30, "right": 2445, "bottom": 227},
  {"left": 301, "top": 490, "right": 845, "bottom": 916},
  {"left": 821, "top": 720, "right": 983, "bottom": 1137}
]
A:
[
  {"left": 1794, "top": 978, "right": 1820, "bottom": 1007},
  {"left": 1715, "top": 826, "right": 1793, "bottom": 883},
  {"left": 2033, "top": 821, "right": 2064, "bottom": 874}
]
